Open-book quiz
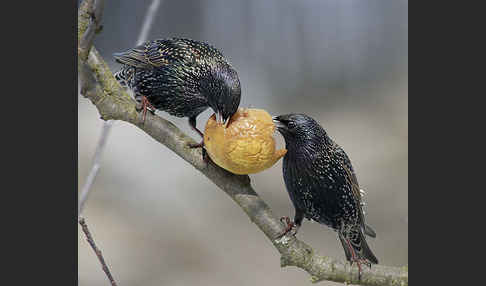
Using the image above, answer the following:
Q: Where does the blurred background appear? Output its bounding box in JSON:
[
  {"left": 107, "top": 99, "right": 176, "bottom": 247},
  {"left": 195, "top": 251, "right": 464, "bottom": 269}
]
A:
[{"left": 78, "top": 0, "right": 408, "bottom": 285}]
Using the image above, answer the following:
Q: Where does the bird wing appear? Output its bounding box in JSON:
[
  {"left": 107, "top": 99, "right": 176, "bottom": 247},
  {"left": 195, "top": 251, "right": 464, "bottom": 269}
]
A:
[
  {"left": 113, "top": 40, "right": 177, "bottom": 69},
  {"left": 113, "top": 43, "right": 151, "bottom": 68},
  {"left": 342, "top": 165, "right": 365, "bottom": 218},
  {"left": 335, "top": 144, "right": 376, "bottom": 237},
  {"left": 342, "top": 163, "right": 376, "bottom": 238},
  {"left": 333, "top": 143, "right": 362, "bottom": 203},
  {"left": 113, "top": 38, "right": 227, "bottom": 71}
]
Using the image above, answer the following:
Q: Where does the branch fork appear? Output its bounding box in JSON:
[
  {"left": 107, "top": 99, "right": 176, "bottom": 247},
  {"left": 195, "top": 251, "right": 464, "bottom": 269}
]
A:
[{"left": 78, "top": 1, "right": 408, "bottom": 285}]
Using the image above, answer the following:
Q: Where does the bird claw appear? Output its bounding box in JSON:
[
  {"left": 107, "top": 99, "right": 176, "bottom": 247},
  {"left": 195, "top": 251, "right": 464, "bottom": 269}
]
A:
[
  {"left": 136, "top": 96, "right": 155, "bottom": 123},
  {"left": 276, "top": 216, "right": 298, "bottom": 239},
  {"left": 349, "top": 255, "right": 372, "bottom": 280},
  {"left": 201, "top": 148, "right": 209, "bottom": 163},
  {"left": 187, "top": 142, "right": 209, "bottom": 163},
  {"left": 188, "top": 141, "right": 204, "bottom": 149}
]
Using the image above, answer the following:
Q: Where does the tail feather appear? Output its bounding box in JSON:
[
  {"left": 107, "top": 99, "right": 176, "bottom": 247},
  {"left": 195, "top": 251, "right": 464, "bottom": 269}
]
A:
[
  {"left": 338, "top": 233, "right": 353, "bottom": 262},
  {"left": 358, "top": 231, "right": 379, "bottom": 264},
  {"left": 113, "top": 45, "right": 152, "bottom": 69},
  {"left": 339, "top": 228, "right": 379, "bottom": 265}
]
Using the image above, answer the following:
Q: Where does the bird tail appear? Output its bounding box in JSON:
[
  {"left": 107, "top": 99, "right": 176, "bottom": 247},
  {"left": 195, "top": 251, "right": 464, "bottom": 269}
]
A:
[
  {"left": 338, "top": 228, "right": 378, "bottom": 265},
  {"left": 113, "top": 45, "right": 152, "bottom": 68}
]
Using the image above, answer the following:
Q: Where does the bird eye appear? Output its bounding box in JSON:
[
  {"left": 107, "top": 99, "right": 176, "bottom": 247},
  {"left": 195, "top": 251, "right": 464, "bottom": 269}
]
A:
[{"left": 287, "top": 121, "right": 295, "bottom": 129}]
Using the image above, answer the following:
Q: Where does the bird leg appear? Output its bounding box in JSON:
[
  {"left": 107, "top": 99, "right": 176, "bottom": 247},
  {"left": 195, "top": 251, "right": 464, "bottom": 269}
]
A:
[
  {"left": 186, "top": 116, "right": 211, "bottom": 163},
  {"left": 188, "top": 116, "right": 205, "bottom": 148},
  {"left": 276, "top": 216, "right": 299, "bottom": 239},
  {"left": 344, "top": 238, "right": 371, "bottom": 280},
  {"left": 345, "top": 238, "right": 362, "bottom": 279},
  {"left": 188, "top": 141, "right": 204, "bottom": 148},
  {"left": 135, "top": 96, "right": 155, "bottom": 123},
  {"left": 201, "top": 147, "right": 210, "bottom": 163},
  {"left": 276, "top": 210, "right": 303, "bottom": 239}
]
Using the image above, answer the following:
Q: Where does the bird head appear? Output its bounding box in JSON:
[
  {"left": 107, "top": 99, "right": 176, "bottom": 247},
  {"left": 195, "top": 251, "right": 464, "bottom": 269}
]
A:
[
  {"left": 207, "top": 66, "right": 241, "bottom": 127},
  {"left": 273, "top": 113, "right": 327, "bottom": 147}
]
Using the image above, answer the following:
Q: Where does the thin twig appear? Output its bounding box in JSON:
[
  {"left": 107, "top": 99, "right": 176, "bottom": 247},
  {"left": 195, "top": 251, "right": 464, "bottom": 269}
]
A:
[
  {"left": 79, "top": 0, "right": 105, "bottom": 62},
  {"left": 78, "top": 0, "right": 107, "bottom": 215},
  {"left": 78, "top": 2, "right": 118, "bottom": 286},
  {"left": 79, "top": 217, "right": 118, "bottom": 286},
  {"left": 78, "top": 120, "right": 113, "bottom": 214},
  {"left": 78, "top": 3, "right": 407, "bottom": 286},
  {"left": 78, "top": 0, "right": 161, "bottom": 215},
  {"left": 136, "top": 0, "right": 162, "bottom": 46}
]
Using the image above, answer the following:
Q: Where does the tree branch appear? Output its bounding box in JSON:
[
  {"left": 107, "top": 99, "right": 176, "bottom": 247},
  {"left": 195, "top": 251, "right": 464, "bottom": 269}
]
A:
[
  {"left": 78, "top": 0, "right": 104, "bottom": 62},
  {"left": 79, "top": 217, "right": 118, "bottom": 286},
  {"left": 78, "top": 0, "right": 111, "bottom": 216},
  {"left": 78, "top": 4, "right": 408, "bottom": 286},
  {"left": 78, "top": 119, "right": 113, "bottom": 214},
  {"left": 79, "top": 0, "right": 161, "bottom": 215},
  {"left": 78, "top": 2, "right": 120, "bottom": 286}
]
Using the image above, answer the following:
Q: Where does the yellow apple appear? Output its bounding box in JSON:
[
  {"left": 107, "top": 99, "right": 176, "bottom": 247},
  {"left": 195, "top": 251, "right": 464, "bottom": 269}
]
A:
[{"left": 203, "top": 108, "right": 287, "bottom": 175}]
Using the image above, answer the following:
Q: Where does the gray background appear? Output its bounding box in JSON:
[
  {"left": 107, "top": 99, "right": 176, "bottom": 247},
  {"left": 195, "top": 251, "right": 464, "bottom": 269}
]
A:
[{"left": 78, "top": 1, "right": 408, "bottom": 285}]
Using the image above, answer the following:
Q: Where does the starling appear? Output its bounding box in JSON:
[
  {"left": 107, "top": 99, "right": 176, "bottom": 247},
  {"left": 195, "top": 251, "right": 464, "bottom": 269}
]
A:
[
  {"left": 273, "top": 113, "right": 378, "bottom": 276},
  {"left": 113, "top": 38, "right": 241, "bottom": 146}
]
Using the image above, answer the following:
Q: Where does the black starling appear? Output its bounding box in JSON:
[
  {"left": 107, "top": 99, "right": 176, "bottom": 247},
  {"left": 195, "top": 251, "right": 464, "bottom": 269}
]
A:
[
  {"left": 113, "top": 38, "right": 241, "bottom": 146},
  {"left": 273, "top": 113, "right": 378, "bottom": 276}
]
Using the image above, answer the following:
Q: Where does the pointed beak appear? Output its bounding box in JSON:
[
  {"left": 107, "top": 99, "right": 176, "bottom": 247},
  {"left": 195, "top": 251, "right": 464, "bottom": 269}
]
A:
[
  {"left": 215, "top": 112, "right": 222, "bottom": 124},
  {"left": 223, "top": 117, "right": 230, "bottom": 128},
  {"left": 272, "top": 116, "right": 285, "bottom": 129}
]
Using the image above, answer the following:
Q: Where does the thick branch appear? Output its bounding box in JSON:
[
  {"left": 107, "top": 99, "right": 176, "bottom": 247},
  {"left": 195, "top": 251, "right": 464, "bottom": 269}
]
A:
[
  {"left": 78, "top": 6, "right": 408, "bottom": 286},
  {"left": 79, "top": 0, "right": 161, "bottom": 215},
  {"left": 78, "top": 0, "right": 105, "bottom": 62},
  {"left": 78, "top": 2, "right": 121, "bottom": 286}
]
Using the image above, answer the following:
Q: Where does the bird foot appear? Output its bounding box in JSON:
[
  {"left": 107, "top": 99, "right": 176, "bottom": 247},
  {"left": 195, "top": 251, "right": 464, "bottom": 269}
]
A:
[
  {"left": 187, "top": 141, "right": 209, "bottom": 163},
  {"left": 276, "top": 216, "right": 299, "bottom": 239},
  {"left": 350, "top": 258, "right": 372, "bottom": 269},
  {"left": 202, "top": 147, "right": 209, "bottom": 164},
  {"left": 350, "top": 258, "right": 370, "bottom": 281},
  {"left": 346, "top": 239, "right": 372, "bottom": 280},
  {"left": 188, "top": 141, "right": 204, "bottom": 149},
  {"left": 135, "top": 96, "right": 155, "bottom": 123}
]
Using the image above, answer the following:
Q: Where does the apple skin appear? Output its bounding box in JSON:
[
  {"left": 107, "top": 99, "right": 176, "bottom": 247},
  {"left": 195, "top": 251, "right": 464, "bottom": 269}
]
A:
[{"left": 203, "top": 108, "right": 287, "bottom": 175}]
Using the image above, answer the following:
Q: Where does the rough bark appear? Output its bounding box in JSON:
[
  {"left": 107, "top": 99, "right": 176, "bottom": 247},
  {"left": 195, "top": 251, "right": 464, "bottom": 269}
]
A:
[{"left": 78, "top": 3, "right": 408, "bottom": 285}]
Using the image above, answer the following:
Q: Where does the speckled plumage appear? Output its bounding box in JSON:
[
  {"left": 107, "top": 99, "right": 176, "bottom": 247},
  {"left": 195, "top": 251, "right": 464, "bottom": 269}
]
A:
[
  {"left": 274, "top": 114, "right": 378, "bottom": 267},
  {"left": 113, "top": 38, "right": 241, "bottom": 136}
]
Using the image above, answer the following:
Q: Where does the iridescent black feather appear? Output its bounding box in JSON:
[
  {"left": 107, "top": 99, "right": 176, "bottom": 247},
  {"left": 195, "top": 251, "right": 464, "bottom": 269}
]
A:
[
  {"left": 113, "top": 38, "right": 241, "bottom": 134},
  {"left": 274, "top": 113, "right": 378, "bottom": 266}
]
